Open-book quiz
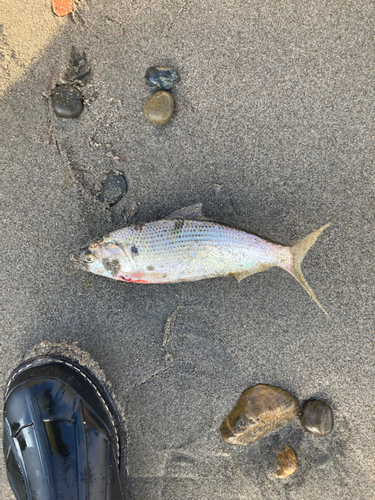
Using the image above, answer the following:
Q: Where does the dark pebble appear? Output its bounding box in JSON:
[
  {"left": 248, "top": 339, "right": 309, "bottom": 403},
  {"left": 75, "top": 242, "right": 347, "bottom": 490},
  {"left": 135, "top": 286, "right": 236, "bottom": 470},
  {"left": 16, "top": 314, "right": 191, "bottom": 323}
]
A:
[
  {"left": 99, "top": 172, "right": 127, "bottom": 206},
  {"left": 51, "top": 85, "right": 83, "bottom": 118},
  {"left": 300, "top": 400, "right": 334, "bottom": 436},
  {"left": 145, "top": 66, "right": 180, "bottom": 92}
]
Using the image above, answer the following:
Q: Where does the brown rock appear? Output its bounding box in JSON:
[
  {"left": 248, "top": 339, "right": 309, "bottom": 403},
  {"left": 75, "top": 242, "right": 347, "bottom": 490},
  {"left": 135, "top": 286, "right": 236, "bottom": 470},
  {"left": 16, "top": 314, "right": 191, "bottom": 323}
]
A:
[
  {"left": 144, "top": 90, "right": 174, "bottom": 124},
  {"left": 221, "top": 384, "right": 299, "bottom": 445},
  {"left": 275, "top": 445, "right": 297, "bottom": 478}
]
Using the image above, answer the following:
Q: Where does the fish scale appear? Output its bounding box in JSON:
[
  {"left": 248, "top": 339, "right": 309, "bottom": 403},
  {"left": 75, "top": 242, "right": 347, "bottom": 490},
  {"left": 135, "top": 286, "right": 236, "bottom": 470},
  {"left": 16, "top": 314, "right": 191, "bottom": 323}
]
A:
[{"left": 75, "top": 204, "right": 330, "bottom": 314}]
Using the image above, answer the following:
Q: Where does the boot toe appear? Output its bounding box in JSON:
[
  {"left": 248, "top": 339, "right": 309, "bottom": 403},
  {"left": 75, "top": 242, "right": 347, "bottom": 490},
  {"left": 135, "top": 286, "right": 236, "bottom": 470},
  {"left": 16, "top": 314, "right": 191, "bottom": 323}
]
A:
[{"left": 3, "top": 357, "right": 125, "bottom": 500}]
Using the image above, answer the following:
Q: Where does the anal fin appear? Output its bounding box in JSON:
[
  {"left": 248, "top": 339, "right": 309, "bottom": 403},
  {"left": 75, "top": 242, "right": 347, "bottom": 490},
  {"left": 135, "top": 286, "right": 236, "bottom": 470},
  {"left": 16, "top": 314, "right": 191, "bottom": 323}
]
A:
[{"left": 234, "top": 264, "right": 272, "bottom": 282}]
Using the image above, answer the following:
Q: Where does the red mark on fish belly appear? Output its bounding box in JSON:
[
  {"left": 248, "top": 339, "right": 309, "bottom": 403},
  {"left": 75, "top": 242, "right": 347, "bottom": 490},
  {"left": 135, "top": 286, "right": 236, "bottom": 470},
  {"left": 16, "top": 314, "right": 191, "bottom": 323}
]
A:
[{"left": 118, "top": 275, "right": 149, "bottom": 283}]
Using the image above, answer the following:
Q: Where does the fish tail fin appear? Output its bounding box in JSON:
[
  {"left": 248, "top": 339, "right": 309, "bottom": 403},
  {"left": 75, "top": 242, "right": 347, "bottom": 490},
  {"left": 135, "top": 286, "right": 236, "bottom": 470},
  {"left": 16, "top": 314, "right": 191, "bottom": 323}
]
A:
[{"left": 288, "top": 223, "right": 330, "bottom": 316}]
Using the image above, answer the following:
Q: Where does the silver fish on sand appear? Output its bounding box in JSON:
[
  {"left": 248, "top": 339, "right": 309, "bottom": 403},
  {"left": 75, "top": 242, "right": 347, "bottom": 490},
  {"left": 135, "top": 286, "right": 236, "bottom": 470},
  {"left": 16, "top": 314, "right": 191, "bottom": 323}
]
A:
[{"left": 74, "top": 204, "right": 330, "bottom": 314}]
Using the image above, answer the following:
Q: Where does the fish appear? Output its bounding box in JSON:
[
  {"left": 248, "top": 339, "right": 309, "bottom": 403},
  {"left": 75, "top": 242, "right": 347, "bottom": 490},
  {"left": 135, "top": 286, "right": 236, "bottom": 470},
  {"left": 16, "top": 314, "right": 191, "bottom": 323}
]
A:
[{"left": 74, "top": 204, "right": 330, "bottom": 314}]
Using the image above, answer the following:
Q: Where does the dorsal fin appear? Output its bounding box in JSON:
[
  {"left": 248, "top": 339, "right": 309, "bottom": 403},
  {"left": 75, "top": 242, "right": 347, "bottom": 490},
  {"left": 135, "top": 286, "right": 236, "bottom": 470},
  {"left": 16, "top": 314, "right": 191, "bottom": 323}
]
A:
[{"left": 166, "top": 203, "right": 205, "bottom": 220}]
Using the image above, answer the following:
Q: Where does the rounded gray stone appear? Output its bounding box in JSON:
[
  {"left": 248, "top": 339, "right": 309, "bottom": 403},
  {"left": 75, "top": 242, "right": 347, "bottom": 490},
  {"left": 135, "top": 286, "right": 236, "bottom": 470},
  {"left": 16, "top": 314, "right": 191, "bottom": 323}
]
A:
[{"left": 51, "top": 85, "right": 83, "bottom": 118}]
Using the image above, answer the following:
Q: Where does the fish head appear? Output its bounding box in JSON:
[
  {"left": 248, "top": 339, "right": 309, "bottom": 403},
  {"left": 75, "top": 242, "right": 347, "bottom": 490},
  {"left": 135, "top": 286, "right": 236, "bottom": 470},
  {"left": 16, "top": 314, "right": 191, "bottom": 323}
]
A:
[{"left": 73, "top": 240, "right": 132, "bottom": 278}]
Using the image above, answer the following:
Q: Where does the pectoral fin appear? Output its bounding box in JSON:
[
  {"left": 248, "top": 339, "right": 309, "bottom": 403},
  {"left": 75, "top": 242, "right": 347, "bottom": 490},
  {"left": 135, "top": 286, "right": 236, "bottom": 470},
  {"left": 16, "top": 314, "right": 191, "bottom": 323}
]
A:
[
  {"left": 166, "top": 203, "right": 205, "bottom": 220},
  {"left": 234, "top": 264, "right": 272, "bottom": 282}
]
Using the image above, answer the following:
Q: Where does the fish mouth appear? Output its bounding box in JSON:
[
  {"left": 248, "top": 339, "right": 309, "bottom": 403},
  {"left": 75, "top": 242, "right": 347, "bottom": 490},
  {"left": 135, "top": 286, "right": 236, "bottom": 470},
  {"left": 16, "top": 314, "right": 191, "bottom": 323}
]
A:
[{"left": 70, "top": 253, "right": 89, "bottom": 272}]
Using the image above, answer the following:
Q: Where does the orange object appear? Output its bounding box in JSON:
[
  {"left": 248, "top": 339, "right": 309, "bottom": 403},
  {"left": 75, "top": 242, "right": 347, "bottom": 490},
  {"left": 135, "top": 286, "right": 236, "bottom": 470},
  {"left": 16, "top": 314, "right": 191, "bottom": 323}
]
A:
[{"left": 52, "top": 0, "right": 75, "bottom": 17}]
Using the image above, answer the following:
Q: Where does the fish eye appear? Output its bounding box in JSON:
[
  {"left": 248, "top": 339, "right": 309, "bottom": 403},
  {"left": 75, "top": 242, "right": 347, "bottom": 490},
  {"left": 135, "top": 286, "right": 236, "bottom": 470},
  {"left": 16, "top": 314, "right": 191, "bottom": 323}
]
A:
[{"left": 84, "top": 251, "right": 95, "bottom": 263}]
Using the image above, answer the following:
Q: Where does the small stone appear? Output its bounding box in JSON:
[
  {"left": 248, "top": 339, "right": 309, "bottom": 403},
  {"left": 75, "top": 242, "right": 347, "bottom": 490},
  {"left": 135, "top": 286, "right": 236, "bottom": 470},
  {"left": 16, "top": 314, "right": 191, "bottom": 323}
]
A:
[
  {"left": 275, "top": 445, "right": 297, "bottom": 478},
  {"left": 51, "top": 85, "right": 83, "bottom": 118},
  {"left": 221, "top": 384, "right": 299, "bottom": 445},
  {"left": 52, "top": 0, "right": 74, "bottom": 17},
  {"left": 144, "top": 91, "right": 174, "bottom": 125},
  {"left": 300, "top": 400, "right": 334, "bottom": 436},
  {"left": 145, "top": 66, "right": 180, "bottom": 92},
  {"left": 99, "top": 172, "right": 127, "bottom": 206}
]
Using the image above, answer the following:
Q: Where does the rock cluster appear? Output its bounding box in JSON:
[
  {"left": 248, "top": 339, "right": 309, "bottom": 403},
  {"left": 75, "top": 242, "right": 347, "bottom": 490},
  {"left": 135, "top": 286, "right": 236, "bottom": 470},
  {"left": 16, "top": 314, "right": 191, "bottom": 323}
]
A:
[
  {"left": 144, "top": 66, "right": 179, "bottom": 124},
  {"left": 221, "top": 384, "right": 335, "bottom": 476}
]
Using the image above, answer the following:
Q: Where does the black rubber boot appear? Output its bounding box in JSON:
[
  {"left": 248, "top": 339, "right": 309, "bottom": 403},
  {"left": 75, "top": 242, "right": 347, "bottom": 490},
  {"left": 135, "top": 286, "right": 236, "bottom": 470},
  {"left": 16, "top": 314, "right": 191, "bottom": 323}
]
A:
[{"left": 3, "top": 356, "right": 125, "bottom": 500}]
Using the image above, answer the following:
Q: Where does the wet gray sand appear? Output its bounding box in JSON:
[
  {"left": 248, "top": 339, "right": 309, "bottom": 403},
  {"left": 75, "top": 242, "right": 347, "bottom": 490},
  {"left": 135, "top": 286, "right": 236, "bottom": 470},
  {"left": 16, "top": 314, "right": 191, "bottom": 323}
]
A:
[{"left": 1, "top": 1, "right": 374, "bottom": 498}]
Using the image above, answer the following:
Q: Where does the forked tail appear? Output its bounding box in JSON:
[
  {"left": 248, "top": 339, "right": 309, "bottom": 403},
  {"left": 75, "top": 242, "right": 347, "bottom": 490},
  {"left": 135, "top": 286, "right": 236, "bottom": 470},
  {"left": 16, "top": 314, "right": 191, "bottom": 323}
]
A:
[{"left": 288, "top": 223, "right": 330, "bottom": 316}]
